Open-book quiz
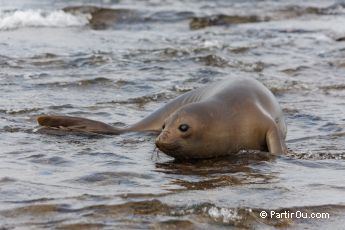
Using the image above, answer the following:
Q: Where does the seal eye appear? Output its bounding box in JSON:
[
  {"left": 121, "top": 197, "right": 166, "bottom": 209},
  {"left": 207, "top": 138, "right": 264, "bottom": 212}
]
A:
[
  {"left": 162, "top": 124, "right": 165, "bottom": 130},
  {"left": 178, "top": 124, "right": 189, "bottom": 132}
]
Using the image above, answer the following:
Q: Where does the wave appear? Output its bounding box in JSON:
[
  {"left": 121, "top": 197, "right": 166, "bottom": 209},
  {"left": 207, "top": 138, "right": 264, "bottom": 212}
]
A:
[
  {"left": 0, "top": 9, "right": 90, "bottom": 30},
  {"left": 3, "top": 199, "right": 343, "bottom": 228}
]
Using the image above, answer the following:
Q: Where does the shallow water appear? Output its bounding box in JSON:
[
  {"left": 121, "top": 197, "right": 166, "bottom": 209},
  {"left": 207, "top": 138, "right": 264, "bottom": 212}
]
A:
[{"left": 1, "top": 0, "right": 345, "bottom": 229}]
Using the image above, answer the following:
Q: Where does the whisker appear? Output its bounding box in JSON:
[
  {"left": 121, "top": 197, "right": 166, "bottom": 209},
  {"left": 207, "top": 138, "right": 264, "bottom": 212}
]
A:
[
  {"left": 151, "top": 146, "right": 161, "bottom": 161},
  {"left": 156, "top": 148, "right": 161, "bottom": 160}
]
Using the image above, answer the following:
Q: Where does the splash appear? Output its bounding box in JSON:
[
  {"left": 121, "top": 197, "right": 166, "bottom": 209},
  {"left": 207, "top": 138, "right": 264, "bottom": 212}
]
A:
[
  {"left": 0, "top": 9, "right": 90, "bottom": 30},
  {"left": 205, "top": 206, "right": 243, "bottom": 224}
]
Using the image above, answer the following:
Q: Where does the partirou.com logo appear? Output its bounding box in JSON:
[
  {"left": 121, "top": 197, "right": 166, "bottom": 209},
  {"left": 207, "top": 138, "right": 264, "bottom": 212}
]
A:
[{"left": 259, "top": 210, "right": 330, "bottom": 219}]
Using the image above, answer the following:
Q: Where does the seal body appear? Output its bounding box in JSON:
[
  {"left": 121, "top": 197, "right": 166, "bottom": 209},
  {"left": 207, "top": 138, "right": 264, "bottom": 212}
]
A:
[{"left": 37, "top": 77, "right": 287, "bottom": 159}]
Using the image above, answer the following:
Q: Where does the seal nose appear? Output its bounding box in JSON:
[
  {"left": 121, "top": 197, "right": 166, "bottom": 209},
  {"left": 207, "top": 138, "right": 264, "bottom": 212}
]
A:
[
  {"left": 155, "top": 138, "right": 161, "bottom": 148},
  {"left": 155, "top": 131, "right": 169, "bottom": 149},
  {"left": 155, "top": 131, "right": 180, "bottom": 155},
  {"left": 155, "top": 135, "right": 164, "bottom": 148}
]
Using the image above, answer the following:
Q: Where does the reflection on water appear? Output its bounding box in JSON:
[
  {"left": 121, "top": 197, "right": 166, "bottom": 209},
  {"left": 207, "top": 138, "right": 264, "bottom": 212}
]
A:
[{"left": 1, "top": 0, "right": 345, "bottom": 229}]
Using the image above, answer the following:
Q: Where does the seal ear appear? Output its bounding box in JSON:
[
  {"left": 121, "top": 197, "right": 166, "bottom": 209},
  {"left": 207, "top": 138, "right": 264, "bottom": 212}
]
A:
[
  {"left": 266, "top": 126, "right": 286, "bottom": 154},
  {"left": 37, "top": 115, "right": 122, "bottom": 135}
]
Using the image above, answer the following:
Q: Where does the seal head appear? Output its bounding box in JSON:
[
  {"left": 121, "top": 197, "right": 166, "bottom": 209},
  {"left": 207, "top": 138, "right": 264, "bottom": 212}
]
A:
[{"left": 155, "top": 103, "right": 222, "bottom": 159}]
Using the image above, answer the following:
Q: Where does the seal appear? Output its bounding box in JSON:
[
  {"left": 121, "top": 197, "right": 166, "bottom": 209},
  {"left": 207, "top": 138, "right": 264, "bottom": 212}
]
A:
[{"left": 37, "top": 77, "right": 287, "bottom": 159}]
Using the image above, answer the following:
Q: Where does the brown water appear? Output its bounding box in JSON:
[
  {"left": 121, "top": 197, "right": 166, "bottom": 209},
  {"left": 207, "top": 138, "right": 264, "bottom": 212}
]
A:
[{"left": 1, "top": 0, "right": 345, "bottom": 229}]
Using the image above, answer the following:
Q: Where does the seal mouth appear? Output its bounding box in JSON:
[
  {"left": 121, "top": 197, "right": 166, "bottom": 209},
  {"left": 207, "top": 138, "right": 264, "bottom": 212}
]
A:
[
  {"left": 156, "top": 141, "right": 180, "bottom": 153},
  {"left": 155, "top": 137, "right": 183, "bottom": 158}
]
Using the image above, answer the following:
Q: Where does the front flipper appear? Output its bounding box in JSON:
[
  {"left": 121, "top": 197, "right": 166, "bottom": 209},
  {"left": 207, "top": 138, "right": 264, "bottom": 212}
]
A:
[
  {"left": 266, "top": 126, "right": 287, "bottom": 154},
  {"left": 37, "top": 115, "right": 123, "bottom": 135}
]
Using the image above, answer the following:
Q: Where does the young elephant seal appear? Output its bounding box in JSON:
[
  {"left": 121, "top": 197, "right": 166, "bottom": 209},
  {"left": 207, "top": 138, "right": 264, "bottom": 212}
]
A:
[{"left": 37, "top": 77, "right": 287, "bottom": 159}]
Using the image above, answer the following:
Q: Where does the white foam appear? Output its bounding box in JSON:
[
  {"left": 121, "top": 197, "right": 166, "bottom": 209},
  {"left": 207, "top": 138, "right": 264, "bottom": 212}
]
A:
[
  {"left": 0, "top": 9, "right": 90, "bottom": 30},
  {"left": 207, "top": 206, "right": 241, "bottom": 223}
]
